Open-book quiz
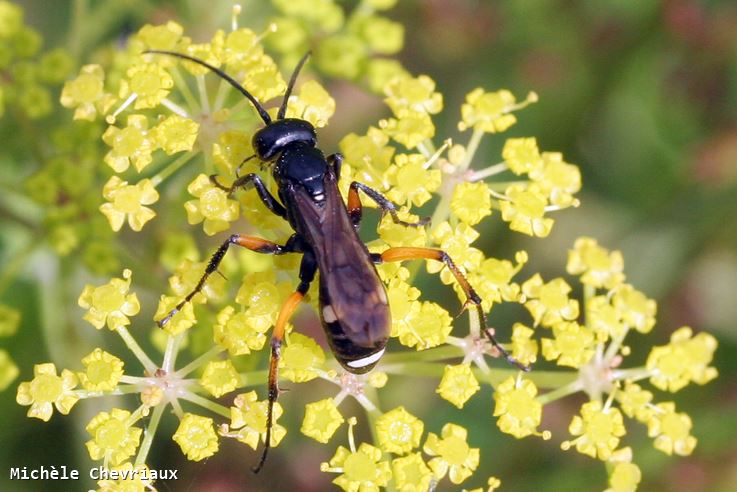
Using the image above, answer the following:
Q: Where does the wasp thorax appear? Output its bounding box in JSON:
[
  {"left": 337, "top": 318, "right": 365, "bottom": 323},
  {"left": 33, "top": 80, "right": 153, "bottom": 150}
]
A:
[{"left": 252, "top": 119, "right": 317, "bottom": 161}]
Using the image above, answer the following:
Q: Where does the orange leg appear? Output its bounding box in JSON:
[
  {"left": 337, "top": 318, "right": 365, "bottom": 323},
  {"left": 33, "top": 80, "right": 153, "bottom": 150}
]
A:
[
  {"left": 252, "top": 290, "right": 304, "bottom": 473},
  {"left": 379, "top": 247, "right": 530, "bottom": 371},
  {"left": 157, "top": 234, "right": 298, "bottom": 327}
]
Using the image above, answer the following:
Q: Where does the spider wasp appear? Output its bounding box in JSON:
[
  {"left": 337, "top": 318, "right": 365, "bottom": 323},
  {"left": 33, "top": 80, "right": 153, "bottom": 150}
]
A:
[{"left": 146, "top": 49, "right": 529, "bottom": 473}]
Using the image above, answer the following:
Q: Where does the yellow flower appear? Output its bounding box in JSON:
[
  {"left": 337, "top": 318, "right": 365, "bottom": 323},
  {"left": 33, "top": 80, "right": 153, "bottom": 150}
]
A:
[
  {"left": 429, "top": 222, "right": 483, "bottom": 285},
  {"left": 339, "top": 126, "right": 395, "bottom": 189},
  {"left": 502, "top": 137, "right": 543, "bottom": 175},
  {"left": 169, "top": 259, "right": 226, "bottom": 306},
  {"left": 102, "top": 114, "right": 156, "bottom": 172},
  {"left": 385, "top": 153, "right": 441, "bottom": 207},
  {"left": 153, "top": 295, "right": 195, "bottom": 335},
  {"left": 16, "top": 363, "right": 79, "bottom": 421},
  {"left": 563, "top": 401, "right": 626, "bottom": 461},
  {"left": 60, "top": 64, "right": 115, "bottom": 120},
  {"left": 184, "top": 174, "right": 239, "bottom": 236},
  {"left": 510, "top": 323, "right": 538, "bottom": 366},
  {"left": 381, "top": 109, "right": 435, "bottom": 150},
  {"left": 424, "top": 423, "right": 479, "bottom": 484},
  {"left": 617, "top": 382, "right": 654, "bottom": 423},
  {"left": 451, "top": 181, "right": 492, "bottom": 225},
  {"left": 221, "top": 27, "right": 261, "bottom": 65},
  {"left": 239, "top": 54, "right": 288, "bottom": 103},
  {"left": 78, "top": 269, "right": 140, "bottom": 330},
  {"left": 522, "top": 274, "right": 580, "bottom": 328},
  {"left": 529, "top": 152, "right": 581, "bottom": 208},
  {"left": 153, "top": 114, "right": 199, "bottom": 155},
  {"left": 375, "top": 406, "right": 424, "bottom": 455},
  {"left": 119, "top": 62, "right": 174, "bottom": 110},
  {"left": 384, "top": 74, "right": 442, "bottom": 116},
  {"left": 211, "top": 130, "right": 254, "bottom": 176},
  {"left": 100, "top": 176, "right": 159, "bottom": 232},
  {"left": 133, "top": 21, "right": 184, "bottom": 51},
  {"left": 458, "top": 88, "right": 536, "bottom": 133},
  {"left": 436, "top": 364, "right": 480, "bottom": 409},
  {"left": 607, "top": 461, "right": 641, "bottom": 492},
  {"left": 567, "top": 237, "right": 625, "bottom": 289},
  {"left": 587, "top": 295, "right": 626, "bottom": 342},
  {"left": 646, "top": 402, "right": 697, "bottom": 456},
  {"left": 226, "top": 391, "right": 286, "bottom": 450},
  {"left": 468, "top": 252, "right": 527, "bottom": 311},
  {"left": 605, "top": 448, "right": 641, "bottom": 492},
  {"left": 213, "top": 305, "right": 269, "bottom": 356},
  {"left": 499, "top": 184, "right": 553, "bottom": 237},
  {"left": 301, "top": 398, "right": 344, "bottom": 443},
  {"left": 493, "top": 376, "right": 546, "bottom": 439},
  {"left": 541, "top": 321, "right": 596, "bottom": 368},
  {"left": 326, "top": 443, "right": 392, "bottom": 492},
  {"left": 85, "top": 408, "right": 142, "bottom": 465},
  {"left": 646, "top": 326, "right": 718, "bottom": 392},
  {"left": 79, "top": 348, "right": 124, "bottom": 392},
  {"left": 235, "top": 270, "right": 292, "bottom": 332},
  {"left": 612, "top": 284, "right": 657, "bottom": 334},
  {"left": 395, "top": 301, "right": 452, "bottom": 350},
  {"left": 285, "top": 79, "right": 336, "bottom": 128},
  {"left": 200, "top": 359, "right": 239, "bottom": 398},
  {"left": 173, "top": 413, "right": 219, "bottom": 461},
  {"left": 391, "top": 453, "right": 433, "bottom": 492},
  {"left": 280, "top": 332, "right": 326, "bottom": 382},
  {"left": 378, "top": 209, "right": 428, "bottom": 248}
]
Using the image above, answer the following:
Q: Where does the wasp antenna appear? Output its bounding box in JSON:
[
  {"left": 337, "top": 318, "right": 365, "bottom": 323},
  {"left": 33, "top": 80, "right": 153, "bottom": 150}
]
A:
[
  {"left": 277, "top": 51, "right": 311, "bottom": 120},
  {"left": 144, "top": 49, "right": 272, "bottom": 125}
]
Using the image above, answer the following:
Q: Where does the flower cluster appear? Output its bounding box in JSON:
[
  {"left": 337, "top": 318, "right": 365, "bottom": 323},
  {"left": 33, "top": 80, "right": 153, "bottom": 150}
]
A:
[{"left": 10, "top": 1, "right": 719, "bottom": 491}]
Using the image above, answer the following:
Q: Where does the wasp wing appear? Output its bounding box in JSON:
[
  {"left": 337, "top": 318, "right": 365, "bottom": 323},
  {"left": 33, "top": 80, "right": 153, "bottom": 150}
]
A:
[{"left": 288, "top": 170, "right": 390, "bottom": 360}]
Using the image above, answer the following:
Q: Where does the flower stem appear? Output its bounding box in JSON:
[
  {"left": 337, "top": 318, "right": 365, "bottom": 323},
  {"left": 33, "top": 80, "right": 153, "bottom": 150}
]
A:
[
  {"left": 179, "top": 390, "right": 231, "bottom": 418},
  {"left": 150, "top": 151, "right": 197, "bottom": 187},
  {"left": 536, "top": 379, "right": 584, "bottom": 405},
  {"left": 163, "top": 332, "right": 186, "bottom": 373},
  {"left": 174, "top": 346, "right": 226, "bottom": 378},
  {"left": 468, "top": 162, "right": 508, "bottom": 182},
  {"left": 116, "top": 326, "right": 157, "bottom": 374},
  {"left": 135, "top": 402, "right": 166, "bottom": 466}
]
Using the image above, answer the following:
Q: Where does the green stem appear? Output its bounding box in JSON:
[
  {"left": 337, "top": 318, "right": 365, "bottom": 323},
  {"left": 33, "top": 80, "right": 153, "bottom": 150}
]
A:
[
  {"left": 460, "top": 129, "right": 484, "bottom": 172},
  {"left": 379, "top": 345, "right": 464, "bottom": 365},
  {"left": 363, "top": 385, "right": 398, "bottom": 492},
  {"left": 612, "top": 366, "right": 652, "bottom": 383},
  {"left": 486, "top": 180, "right": 527, "bottom": 191},
  {"left": 179, "top": 390, "right": 231, "bottom": 418},
  {"left": 116, "top": 326, "right": 157, "bottom": 374},
  {"left": 163, "top": 332, "right": 186, "bottom": 373},
  {"left": 68, "top": 0, "right": 88, "bottom": 58},
  {"left": 135, "top": 402, "right": 166, "bottom": 466},
  {"left": 174, "top": 346, "right": 226, "bottom": 378},
  {"left": 171, "top": 66, "right": 201, "bottom": 112},
  {"left": 382, "top": 360, "right": 577, "bottom": 390},
  {"left": 468, "top": 162, "right": 507, "bottom": 182},
  {"left": 536, "top": 379, "right": 584, "bottom": 405},
  {"left": 150, "top": 151, "right": 197, "bottom": 187},
  {"left": 73, "top": 385, "right": 143, "bottom": 398}
]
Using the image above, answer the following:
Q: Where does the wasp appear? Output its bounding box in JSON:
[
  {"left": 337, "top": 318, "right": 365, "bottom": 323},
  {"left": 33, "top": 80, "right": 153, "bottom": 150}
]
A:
[{"left": 146, "top": 49, "right": 529, "bottom": 473}]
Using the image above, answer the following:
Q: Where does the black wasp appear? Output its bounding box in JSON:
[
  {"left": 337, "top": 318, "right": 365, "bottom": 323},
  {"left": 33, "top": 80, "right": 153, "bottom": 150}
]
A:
[{"left": 146, "top": 49, "right": 529, "bottom": 473}]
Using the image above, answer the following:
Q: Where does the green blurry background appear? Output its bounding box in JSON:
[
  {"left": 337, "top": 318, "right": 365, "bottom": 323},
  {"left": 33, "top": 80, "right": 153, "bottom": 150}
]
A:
[{"left": 1, "top": 0, "right": 736, "bottom": 490}]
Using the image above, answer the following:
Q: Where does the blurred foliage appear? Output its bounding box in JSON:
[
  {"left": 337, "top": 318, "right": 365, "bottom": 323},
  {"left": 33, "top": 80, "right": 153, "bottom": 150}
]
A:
[{"left": 0, "top": 0, "right": 735, "bottom": 491}]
